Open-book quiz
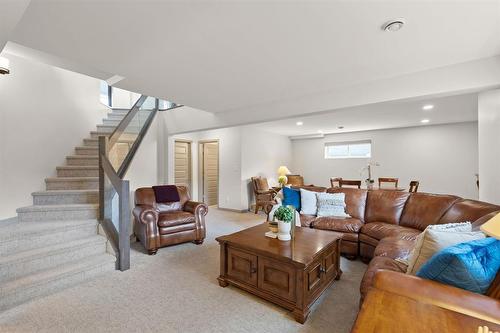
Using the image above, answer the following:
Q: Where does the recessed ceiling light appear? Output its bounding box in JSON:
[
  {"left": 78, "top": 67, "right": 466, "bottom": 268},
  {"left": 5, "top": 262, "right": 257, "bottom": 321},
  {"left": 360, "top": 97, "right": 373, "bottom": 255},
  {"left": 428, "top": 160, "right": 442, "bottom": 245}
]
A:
[
  {"left": 317, "top": 129, "right": 323, "bottom": 134},
  {"left": 296, "top": 121, "right": 303, "bottom": 126},
  {"left": 421, "top": 119, "right": 430, "bottom": 124},
  {"left": 422, "top": 104, "right": 434, "bottom": 110},
  {"left": 337, "top": 126, "right": 344, "bottom": 129},
  {"left": 382, "top": 18, "right": 406, "bottom": 32}
]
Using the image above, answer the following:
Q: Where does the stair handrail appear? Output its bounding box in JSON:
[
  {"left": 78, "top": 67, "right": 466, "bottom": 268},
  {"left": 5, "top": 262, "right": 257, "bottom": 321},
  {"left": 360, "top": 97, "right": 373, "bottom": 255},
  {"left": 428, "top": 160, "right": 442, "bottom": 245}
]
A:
[{"left": 98, "top": 95, "right": 159, "bottom": 271}]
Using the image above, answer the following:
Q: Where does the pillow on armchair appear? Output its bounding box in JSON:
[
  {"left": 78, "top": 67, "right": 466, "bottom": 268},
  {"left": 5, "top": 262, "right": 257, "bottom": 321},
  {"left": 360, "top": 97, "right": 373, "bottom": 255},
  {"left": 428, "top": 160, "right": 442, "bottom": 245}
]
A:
[{"left": 416, "top": 237, "right": 500, "bottom": 294}]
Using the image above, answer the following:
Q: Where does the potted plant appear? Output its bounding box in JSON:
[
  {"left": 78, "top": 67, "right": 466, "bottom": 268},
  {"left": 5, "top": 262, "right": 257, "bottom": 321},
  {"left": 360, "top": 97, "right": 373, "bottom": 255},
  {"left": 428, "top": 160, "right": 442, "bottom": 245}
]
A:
[{"left": 274, "top": 205, "right": 294, "bottom": 241}]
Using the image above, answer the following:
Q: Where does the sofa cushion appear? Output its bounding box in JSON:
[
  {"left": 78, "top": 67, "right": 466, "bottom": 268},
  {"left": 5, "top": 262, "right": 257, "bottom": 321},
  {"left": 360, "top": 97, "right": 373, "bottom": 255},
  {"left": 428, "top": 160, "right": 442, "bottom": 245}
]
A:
[
  {"left": 300, "top": 188, "right": 318, "bottom": 215},
  {"left": 283, "top": 186, "right": 301, "bottom": 211},
  {"left": 312, "top": 216, "right": 363, "bottom": 233},
  {"left": 373, "top": 236, "right": 415, "bottom": 261},
  {"left": 158, "top": 211, "right": 196, "bottom": 227},
  {"left": 327, "top": 188, "right": 368, "bottom": 221},
  {"left": 365, "top": 190, "right": 410, "bottom": 225},
  {"left": 361, "top": 222, "right": 420, "bottom": 241},
  {"left": 359, "top": 233, "right": 379, "bottom": 247},
  {"left": 416, "top": 237, "right": 500, "bottom": 294},
  {"left": 399, "top": 193, "right": 460, "bottom": 230},
  {"left": 299, "top": 214, "right": 317, "bottom": 227},
  {"left": 316, "top": 192, "right": 349, "bottom": 217},
  {"left": 360, "top": 256, "right": 407, "bottom": 300},
  {"left": 438, "top": 199, "right": 500, "bottom": 225}
]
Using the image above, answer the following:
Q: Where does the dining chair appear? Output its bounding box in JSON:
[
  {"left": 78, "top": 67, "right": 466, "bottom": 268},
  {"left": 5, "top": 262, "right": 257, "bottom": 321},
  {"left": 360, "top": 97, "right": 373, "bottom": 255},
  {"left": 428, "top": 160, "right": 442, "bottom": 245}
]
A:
[
  {"left": 339, "top": 179, "right": 362, "bottom": 189},
  {"left": 378, "top": 177, "right": 399, "bottom": 188},
  {"left": 409, "top": 180, "right": 420, "bottom": 193},
  {"left": 330, "top": 177, "right": 342, "bottom": 188}
]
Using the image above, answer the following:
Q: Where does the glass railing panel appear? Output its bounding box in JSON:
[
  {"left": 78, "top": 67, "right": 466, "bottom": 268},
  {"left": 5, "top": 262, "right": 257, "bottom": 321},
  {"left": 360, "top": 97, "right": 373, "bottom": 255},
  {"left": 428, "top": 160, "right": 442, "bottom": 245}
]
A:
[{"left": 107, "top": 96, "right": 156, "bottom": 171}]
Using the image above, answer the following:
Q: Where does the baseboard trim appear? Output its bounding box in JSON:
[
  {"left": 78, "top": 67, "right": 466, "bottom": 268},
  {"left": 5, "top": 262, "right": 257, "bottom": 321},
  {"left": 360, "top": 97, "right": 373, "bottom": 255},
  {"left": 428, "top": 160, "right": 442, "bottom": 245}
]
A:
[{"left": 217, "top": 207, "right": 249, "bottom": 213}]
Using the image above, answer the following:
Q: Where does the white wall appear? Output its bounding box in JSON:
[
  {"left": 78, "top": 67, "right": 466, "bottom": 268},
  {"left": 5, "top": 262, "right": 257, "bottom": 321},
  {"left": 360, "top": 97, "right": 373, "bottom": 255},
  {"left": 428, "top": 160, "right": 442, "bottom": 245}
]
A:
[
  {"left": 167, "top": 125, "right": 292, "bottom": 211},
  {"left": 111, "top": 87, "right": 140, "bottom": 109},
  {"left": 167, "top": 127, "right": 243, "bottom": 211},
  {"left": 0, "top": 53, "right": 108, "bottom": 219},
  {"left": 240, "top": 127, "right": 292, "bottom": 209},
  {"left": 291, "top": 122, "right": 479, "bottom": 199},
  {"left": 478, "top": 89, "right": 500, "bottom": 204}
]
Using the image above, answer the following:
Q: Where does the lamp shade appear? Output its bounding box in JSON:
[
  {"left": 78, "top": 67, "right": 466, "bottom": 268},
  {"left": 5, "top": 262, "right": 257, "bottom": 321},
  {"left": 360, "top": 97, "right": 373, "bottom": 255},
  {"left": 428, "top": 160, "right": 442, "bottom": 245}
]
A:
[
  {"left": 277, "top": 166, "right": 291, "bottom": 176},
  {"left": 0, "top": 56, "right": 10, "bottom": 74},
  {"left": 480, "top": 212, "right": 500, "bottom": 239}
]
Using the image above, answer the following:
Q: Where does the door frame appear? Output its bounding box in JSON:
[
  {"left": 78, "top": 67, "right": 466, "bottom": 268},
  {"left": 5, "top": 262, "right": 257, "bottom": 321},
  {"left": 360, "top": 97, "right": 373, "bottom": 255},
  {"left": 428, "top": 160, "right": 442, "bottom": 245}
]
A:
[
  {"left": 173, "top": 139, "right": 193, "bottom": 196},
  {"left": 198, "top": 139, "right": 219, "bottom": 205}
]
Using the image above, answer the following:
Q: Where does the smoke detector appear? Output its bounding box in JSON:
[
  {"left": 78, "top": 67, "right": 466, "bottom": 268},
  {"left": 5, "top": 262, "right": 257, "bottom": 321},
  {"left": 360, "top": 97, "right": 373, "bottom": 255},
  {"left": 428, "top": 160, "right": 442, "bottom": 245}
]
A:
[{"left": 382, "top": 18, "right": 406, "bottom": 32}]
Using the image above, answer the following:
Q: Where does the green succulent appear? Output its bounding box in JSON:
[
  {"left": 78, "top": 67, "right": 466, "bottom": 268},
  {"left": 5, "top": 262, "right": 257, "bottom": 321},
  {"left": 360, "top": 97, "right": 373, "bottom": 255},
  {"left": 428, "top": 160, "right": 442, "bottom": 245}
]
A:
[{"left": 274, "top": 205, "right": 294, "bottom": 223}]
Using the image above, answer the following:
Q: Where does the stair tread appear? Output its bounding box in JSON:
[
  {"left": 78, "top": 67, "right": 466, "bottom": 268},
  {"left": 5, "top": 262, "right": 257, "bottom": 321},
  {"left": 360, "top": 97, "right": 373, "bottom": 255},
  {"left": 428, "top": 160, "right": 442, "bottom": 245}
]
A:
[
  {"left": 67, "top": 155, "right": 98, "bottom": 158},
  {"left": 46, "top": 177, "right": 98, "bottom": 181},
  {"left": 0, "top": 254, "right": 115, "bottom": 295},
  {"left": 17, "top": 203, "right": 98, "bottom": 213},
  {"left": 75, "top": 146, "right": 98, "bottom": 150},
  {"left": 33, "top": 189, "right": 98, "bottom": 194},
  {"left": 0, "top": 219, "right": 98, "bottom": 240},
  {"left": 0, "top": 236, "right": 106, "bottom": 265},
  {"left": 56, "top": 166, "right": 98, "bottom": 170}
]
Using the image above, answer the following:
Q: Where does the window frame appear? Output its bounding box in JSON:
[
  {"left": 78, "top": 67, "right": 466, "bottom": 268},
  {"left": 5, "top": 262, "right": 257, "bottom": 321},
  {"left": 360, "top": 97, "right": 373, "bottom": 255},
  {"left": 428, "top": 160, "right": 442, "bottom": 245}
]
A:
[{"left": 324, "top": 140, "right": 372, "bottom": 159}]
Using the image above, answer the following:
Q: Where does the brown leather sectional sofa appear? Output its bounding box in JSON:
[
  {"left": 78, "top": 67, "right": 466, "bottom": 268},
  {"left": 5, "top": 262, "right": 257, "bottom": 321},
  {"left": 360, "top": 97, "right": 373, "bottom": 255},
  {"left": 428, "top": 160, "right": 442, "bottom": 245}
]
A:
[{"left": 291, "top": 187, "right": 500, "bottom": 301}]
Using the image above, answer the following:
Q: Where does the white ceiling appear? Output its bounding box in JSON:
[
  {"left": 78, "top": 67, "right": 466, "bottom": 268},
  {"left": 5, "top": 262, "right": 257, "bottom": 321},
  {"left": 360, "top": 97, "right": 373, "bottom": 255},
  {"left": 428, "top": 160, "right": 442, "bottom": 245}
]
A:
[
  {"left": 9, "top": 0, "right": 500, "bottom": 116},
  {"left": 0, "top": 1, "right": 30, "bottom": 52},
  {"left": 250, "top": 93, "right": 478, "bottom": 137}
]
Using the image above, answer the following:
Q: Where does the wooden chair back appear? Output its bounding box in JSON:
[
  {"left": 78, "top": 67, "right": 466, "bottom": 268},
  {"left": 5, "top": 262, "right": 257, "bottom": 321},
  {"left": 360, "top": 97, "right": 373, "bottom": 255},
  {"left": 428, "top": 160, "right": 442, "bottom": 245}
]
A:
[
  {"left": 287, "top": 174, "right": 304, "bottom": 186},
  {"left": 339, "top": 179, "right": 361, "bottom": 189},
  {"left": 378, "top": 177, "right": 399, "bottom": 188},
  {"left": 330, "top": 177, "right": 342, "bottom": 188},
  {"left": 409, "top": 180, "right": 420, "bottom": 193},
  {"left": 251, "top": 176, "right": 270, "bottom": 194}
]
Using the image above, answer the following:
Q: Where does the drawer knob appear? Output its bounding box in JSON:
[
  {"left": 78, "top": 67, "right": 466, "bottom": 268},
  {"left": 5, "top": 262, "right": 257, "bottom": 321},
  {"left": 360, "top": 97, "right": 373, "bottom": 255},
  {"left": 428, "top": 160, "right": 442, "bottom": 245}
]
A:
[
  {"left": 251, "top": 267, "right": 257, "bottom": 273},
  {"left": 320, "top": 266, "right": 326, "bottom": 274}
]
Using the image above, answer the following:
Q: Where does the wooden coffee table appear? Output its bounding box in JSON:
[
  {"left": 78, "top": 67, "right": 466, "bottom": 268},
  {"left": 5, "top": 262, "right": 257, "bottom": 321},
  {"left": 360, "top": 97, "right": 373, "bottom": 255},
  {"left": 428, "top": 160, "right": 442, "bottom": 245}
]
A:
[{"left": 216, "top": 223, "right": 342, "bottom": 323}]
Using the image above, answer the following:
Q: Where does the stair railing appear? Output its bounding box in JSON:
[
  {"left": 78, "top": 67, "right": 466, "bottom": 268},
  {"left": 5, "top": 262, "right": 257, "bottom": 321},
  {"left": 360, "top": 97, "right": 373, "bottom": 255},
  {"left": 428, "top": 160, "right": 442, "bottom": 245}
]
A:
[{"left": 98, "top": 95, "right": 159, "bottom": 271}]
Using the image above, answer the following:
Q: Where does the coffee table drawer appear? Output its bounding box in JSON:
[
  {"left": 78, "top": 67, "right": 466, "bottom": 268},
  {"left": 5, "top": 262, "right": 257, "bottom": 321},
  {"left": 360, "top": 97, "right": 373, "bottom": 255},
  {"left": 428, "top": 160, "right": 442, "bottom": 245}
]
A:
[
  {"left": 227, "top": 247, "right": 258, "bottom": 286},
  {"left": 258, "top": 257, "right": 296, "bottom": 302}
]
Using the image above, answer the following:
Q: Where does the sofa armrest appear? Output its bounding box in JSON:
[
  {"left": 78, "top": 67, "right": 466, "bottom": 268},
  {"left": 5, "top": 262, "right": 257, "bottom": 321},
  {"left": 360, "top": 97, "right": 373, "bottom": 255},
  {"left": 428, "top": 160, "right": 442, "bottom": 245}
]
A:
[
  {"left": 373, "top": 270, "right": 500, "bottom": 325},
  {"left": 132, "top": 205, "right": 160, "bottom": 252}
]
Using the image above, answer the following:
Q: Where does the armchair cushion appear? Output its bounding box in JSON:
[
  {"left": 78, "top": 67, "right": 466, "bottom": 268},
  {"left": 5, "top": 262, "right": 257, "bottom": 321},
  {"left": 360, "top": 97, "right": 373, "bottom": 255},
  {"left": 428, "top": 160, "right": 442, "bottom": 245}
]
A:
[{"left": 158, "top": 211, "right": 195, "bottom": 227}]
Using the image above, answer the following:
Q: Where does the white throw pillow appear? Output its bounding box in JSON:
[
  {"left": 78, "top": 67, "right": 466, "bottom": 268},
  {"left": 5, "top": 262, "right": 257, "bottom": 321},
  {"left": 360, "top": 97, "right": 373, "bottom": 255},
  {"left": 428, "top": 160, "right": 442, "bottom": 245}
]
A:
[
  {"left": 316, "top": 192, "right": 350, "bottom": 218},
  {"left": 406, "top": 222, "right": 484, "bottom": 275},
  {"left": 300, "top": 188, "right": 317, "bottom": 215}
]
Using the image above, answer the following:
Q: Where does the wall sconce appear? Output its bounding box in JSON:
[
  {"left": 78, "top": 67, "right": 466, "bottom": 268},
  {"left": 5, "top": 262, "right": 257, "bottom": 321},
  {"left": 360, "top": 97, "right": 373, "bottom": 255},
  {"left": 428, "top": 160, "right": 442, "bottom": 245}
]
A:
[{"left": 0, "top": 57, "right": 10, "bottom": 75}]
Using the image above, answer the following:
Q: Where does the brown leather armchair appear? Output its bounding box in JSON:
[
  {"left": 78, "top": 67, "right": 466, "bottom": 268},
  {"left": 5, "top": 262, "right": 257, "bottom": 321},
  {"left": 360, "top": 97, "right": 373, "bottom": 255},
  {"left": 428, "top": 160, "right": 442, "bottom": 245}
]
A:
[{"left": 133, "top": 186, "right": 208, "bottom": 255}]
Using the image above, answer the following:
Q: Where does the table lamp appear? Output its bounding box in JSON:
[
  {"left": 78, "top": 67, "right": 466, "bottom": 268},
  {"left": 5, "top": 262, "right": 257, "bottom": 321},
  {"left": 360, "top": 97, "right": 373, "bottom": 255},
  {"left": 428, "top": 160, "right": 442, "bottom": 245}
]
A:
[
  {"left": 481, "top": 212, "right": 500, "bottom": 239},
  {"left": 277, "top": 166, "right": 291, "bottom": 187}
]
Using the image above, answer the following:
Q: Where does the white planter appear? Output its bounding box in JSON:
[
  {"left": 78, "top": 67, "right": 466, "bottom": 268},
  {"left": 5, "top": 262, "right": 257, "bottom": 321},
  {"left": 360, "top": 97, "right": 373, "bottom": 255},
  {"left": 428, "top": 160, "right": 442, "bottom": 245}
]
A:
[{"left": 277, "top": 220, "right": 291, "bottom": 241}]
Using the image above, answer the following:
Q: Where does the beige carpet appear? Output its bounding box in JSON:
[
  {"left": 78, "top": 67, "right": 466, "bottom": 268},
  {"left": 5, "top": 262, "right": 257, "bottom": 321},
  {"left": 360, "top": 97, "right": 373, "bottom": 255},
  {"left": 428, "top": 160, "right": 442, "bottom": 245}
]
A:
[{"left": 0, "top": 209, "right": 366, "bottom": 333}]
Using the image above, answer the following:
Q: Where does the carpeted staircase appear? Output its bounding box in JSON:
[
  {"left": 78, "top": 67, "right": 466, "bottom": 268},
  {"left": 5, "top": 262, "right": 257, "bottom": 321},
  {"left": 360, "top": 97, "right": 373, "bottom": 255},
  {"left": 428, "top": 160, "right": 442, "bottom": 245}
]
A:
[{"left": 0, "top": 108, "right": 133, "bottom": 312}]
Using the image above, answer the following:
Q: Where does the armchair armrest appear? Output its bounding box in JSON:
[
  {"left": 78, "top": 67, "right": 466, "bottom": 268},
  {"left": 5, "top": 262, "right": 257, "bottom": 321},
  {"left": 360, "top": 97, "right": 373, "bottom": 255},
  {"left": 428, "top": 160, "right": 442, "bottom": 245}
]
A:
[
  {"left": 132, "top": 205, "right": 160, "bottom": 253},
  {"left": 133, "top": 205, "right": 159, "bottom": 224},
  {"left": 373, "top": 270, "right": 500, "bottom": 325},
  {"left": 183, "top": 201, "right": 208, "bottom": 241},
  {"left": 183, "top": 201, "right": 208, "bottom": 216}
]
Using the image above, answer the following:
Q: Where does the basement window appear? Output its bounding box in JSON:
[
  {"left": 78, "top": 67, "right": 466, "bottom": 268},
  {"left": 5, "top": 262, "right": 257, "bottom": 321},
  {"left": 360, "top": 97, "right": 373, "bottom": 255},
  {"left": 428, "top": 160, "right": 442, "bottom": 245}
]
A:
[{"left": 324, "top": 140, "right": 372, "bottom": 159}]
